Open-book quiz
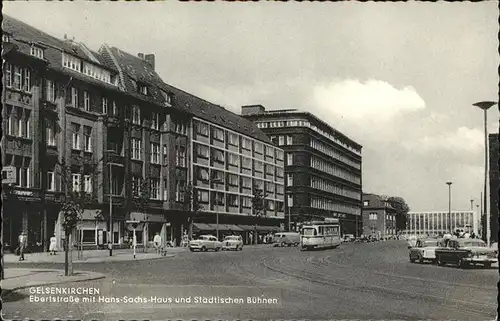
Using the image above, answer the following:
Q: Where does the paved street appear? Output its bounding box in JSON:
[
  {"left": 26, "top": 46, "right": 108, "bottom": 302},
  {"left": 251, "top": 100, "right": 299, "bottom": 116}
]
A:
[{"left": 3, "top": 241, "right": 497, "bottom": 320}]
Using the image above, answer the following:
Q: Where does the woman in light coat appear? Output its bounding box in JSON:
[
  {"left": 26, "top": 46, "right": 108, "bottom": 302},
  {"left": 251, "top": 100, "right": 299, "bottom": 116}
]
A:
[{"left": 49, "top": 234, "right": 57, "bottom": 255}]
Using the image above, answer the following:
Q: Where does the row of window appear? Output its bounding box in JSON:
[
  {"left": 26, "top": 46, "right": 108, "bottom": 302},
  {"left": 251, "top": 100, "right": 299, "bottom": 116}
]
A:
[
  {"left": 310, "top": 176, "right": 361, "bottom": 200},
  {"left": 5, "top": 105, "right": 31, "bottom": 139},
  {"left": 257, "top": 119, "right": 361, "bottom": 155},
  {"left": 270, "top": 135, "right": 293, "bottom": 146},
  {"left": 195, "top": 189, "right": 285, "bottom": 212},
  {"left": 130, "top": 139, "right": 186, "bottom": 165},
  {"left": 310, "top": 156, "right": 361, "bottom": 185},
  {"left": 407, "top": 213, "right": 474, "bottom": 230},
  {"left": 62, "top": 52, "right": 113, "bottom": 84},
  {"left": 194, "top": 167, "right": 284, "bottom": 193},
  {"left": 310, "top": 196, "right": 361, "bottom": 215},
  {"left": 310, "top": 139, "right": 361, "bottom": 170},
  {"left": 367, "top": 213, "right": 395, "bottom": 221},
  {"left": 4, "top": 63, "right": 31, "bottom": 93},
  {"left": 193, "top": 120, "right": 284, "bottom": 160}
]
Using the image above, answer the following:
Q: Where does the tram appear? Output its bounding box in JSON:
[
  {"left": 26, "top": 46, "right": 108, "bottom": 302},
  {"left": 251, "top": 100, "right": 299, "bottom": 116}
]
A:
[{"left": 299, "top": 218, "right": 342, "bottom": 251}]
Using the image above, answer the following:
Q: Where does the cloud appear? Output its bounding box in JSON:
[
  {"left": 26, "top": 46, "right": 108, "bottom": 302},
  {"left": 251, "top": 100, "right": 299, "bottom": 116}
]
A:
[
  {"left": 312, "top": 79, "right": 426, "bottom": 122},
  {"left": 404, "top": 126, "right": 484, "bottom": 153}
]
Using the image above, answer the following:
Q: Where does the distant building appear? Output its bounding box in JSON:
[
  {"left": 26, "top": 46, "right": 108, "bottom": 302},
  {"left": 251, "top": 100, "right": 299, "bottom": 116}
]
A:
[
  {"left": 405, "top": 211, "right": 477, "bottom": 236},
  {"left": 362, "top": 194, "right": 397, "bottom": 239},
  {"left": 488, "top": 133, "right": 499, "bottom": 242},
  {"left": 241, "top": 105, "right": 362, "bottom": 236}
]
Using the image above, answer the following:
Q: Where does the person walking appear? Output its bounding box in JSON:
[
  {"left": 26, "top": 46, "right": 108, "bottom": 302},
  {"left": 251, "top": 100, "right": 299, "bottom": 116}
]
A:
[
  {"left": 49, "top": 234, "right": 57, "bottom": 255},
  {"left": 18, "top": 232, "right": 27, "bottom": 261},
  {"left": 153, "top": 232, "right": 162, "bottom": 255}
]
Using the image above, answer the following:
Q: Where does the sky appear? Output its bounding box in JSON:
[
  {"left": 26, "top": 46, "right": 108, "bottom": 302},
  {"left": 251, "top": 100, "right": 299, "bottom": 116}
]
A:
[{"left": 3, "top": 1, "right": 498, "bottom": 213}]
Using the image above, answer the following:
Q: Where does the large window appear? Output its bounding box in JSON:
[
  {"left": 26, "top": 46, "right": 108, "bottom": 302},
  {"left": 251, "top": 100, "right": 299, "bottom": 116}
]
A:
[
  {"left": 150, "top": 179, "right": 160, "bottom": 199},
  {"left": 46, "top": 119, "right": 56, "bottom": 146},
  {"left": 84, "top": 175, "right": 92, "bottom": 193},
  {"left": 132, "top": 138, "right": 142, "bottom": 160},
  {"left": 71, "top": 123, "right": 81, "bottom": 150},
  {"left": 102, "top": 97, "right": 108, "bottom": 114},
  {"left": 72, "top": 174, "right": 81, "bottom": 192},
  {"left": 228, "top": 133, "right": 239, "bottom": 146},
  {"left": 211, "top": 148, "right": 225, "bottom": 164},
  {"left": 83, "top": 126, "right": 92, "bottom": 152},
  {"left": 132, "top": 106, "right": 141, "bottom": 125},
  {"left": 15, "top": 167, "right": 31, "bottom": 188},
  {"left": 196, "top": 121, "right": 209, "bottom": 137},
  {"left": 212, "top": 127, "right": 224, "bottom": 141},
  {"left": 150, "top": 143, "right": 160, "bottom": 164},
  {"left": 83, "top": 91, "right": 90, "bottom": 111},
  {"left": 46, "top": 79, "right": 56, "bottom": 102},
  {"left": 196, "top": 144, "right": 209, "bottom": 159},
  {"left": 71, "top": 87, "right": 79, "bottom": 107},
  {"left": 151, "top": 112, "right": 159, "bottom": 130},
  {"left": 176, "top": 146, "right": 186, "bottom": 167},
  {"left": 47, "top": 172, "right": 55, "bottom": 191},
  {"left": 197, "top": 167, "right": 209, "bottom": 182}
]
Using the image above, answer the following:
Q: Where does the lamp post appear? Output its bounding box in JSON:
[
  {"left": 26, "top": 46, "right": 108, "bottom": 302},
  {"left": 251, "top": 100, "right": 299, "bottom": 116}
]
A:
[
  {"left": 473, "top": 101, "right": 496, "bottom": 246},
  {"left": 446, "top": 182, "right": 452, "bottom": 233}
]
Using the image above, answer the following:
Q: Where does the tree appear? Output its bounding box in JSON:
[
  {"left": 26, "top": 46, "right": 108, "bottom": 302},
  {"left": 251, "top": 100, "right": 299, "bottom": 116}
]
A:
[
  {"left": 57, "top": 159, "right": 99, "bottom": 276},
  {"left": 251, "top": 185, "right": 267, "bottom": 244},
  {"left": 182, "top": 182, "right": 203, "bottom": 239},
  {"left": 387, "top": 196, "right": 410, "bottom": 233}
]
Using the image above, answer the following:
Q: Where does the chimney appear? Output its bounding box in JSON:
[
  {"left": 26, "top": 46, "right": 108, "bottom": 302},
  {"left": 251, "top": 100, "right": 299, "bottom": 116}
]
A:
[
  {"left": 145, "top": 54, "right": 155, "bottom": 70},
  {"left": 241, "top": 104, "right": 266, "bottom": 116},
  {"left": 138, "top": 53, "right": 144, "bottom": 60}
]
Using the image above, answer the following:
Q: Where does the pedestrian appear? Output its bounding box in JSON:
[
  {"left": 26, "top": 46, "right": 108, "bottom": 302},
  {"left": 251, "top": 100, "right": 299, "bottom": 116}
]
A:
[
  {"left": 49, "top": 234, "right": 57, "bottom": 255},
  {"left": 153, "top": 232, "right": 162, "bottom": 255},
  {"left": 18, "top": 232, "right": 27, "bottom": 261}
]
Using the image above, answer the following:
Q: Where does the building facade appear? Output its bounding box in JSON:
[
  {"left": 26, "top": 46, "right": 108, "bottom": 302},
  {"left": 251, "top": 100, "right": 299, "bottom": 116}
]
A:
[
  {"left": 2, "top": 15, "right": 284, "bottom": 251},
  {"left": 362, "top": 194, "right": 397, "bottom": 239},
  {"left": 241, "top": 105, "right": 362, "bottom": 236},
  {"left": 405, "top": 211, "right": 477, "bottom": 237},
  {"left": 488, "top": 133, "right": 499, "bottom": 243}
]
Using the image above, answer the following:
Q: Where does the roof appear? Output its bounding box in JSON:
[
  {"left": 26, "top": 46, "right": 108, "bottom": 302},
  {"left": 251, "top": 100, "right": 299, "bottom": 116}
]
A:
[
  {"left": 2, "top": 15, "right": 117, "bottom": 74},
  {"left": 101, "top": 45, "right": 271, "bottom": 143},
  {"left": 362, "top": 193, "right": 396, "bottom": 211},
  {"left": 243, "top": 109, "right": 361, "bottom": 149}
]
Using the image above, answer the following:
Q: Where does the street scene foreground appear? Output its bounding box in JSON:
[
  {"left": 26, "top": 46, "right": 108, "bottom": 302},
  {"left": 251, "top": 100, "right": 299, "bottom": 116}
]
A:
[{"left": 3, "top": 241, "right": 497, "bottom": 321}]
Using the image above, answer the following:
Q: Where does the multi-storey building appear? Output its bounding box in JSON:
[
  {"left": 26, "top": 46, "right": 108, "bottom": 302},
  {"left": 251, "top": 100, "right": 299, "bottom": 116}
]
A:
[
  {"left": 405, "top": 211, "right": 477, "bottom": 236},
  {"left": 362, "top": 193, "right": 397, "bottom": 239},
  {"left": 488, "top": 133, "right": 499, "bottom": 242},
  {"left": 2, "top": 15, "right": 284, "bottom": 251},
  {"left": 241, "top": 105, "right": 362, "bottom": 236}
]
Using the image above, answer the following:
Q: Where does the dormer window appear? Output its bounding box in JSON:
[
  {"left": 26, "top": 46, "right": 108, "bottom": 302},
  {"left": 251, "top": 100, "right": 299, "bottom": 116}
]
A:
[
  {"left": 139, "top": 84, "right": 148, "bottom": 95},
  {"left": 30, "top": 45, "right": 44, "bottom": 59},
  {"left": 161, "top": 90, "right": 172, "bottom": 106}
]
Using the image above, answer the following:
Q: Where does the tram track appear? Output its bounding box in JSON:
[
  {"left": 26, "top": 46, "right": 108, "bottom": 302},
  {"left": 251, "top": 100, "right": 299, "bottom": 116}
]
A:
[{"left": 262, "top": 256, "right": 495, "bottom": 319}]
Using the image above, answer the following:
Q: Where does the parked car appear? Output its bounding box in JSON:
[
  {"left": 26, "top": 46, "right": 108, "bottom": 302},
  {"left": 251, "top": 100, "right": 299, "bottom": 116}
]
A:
[
  {"left": 343, "top": 234, "right": 355, "bottom": 242},
  {"left": 189, "top": 235, "right": 222, "bottom": 252},
  {"left": 435, "top": 238, "right": 497, "bottom": 268},
  {"left": 273, "top": 232, "right": 300, "bottom": 247},
  {"left": 222, "top": 235, "right": 243, "bottom": 251},
  {"left": 409, "top": 238, "right": 442, "bottom": 263}
]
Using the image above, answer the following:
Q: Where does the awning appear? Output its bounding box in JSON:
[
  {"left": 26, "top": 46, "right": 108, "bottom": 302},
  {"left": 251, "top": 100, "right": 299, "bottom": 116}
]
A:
[
  {"left": 193, "top": 223, "right": 215, "bottom": 231},
  {"left": 217, "top": 224, "right": 244, "bottom": 232},
  {"left": 236, "top": 225, "right": 279, "bottom": 232}
]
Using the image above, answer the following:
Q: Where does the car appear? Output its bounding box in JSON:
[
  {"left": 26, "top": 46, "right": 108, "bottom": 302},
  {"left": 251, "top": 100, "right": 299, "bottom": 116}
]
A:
[
  {"left": 222, "top": 235, "right": 243, "bottom": 251},
  {"left": 273, "top": 232, "right": 300, "bottom": 247},
  {"left": 407, "top": 235, "right": 418, "bottom": 248},
  {"left": 409, "top": 238, "right": 442, "bottom": 263},
  {"left": 189, "top": 235, "right": 222, "bottom": 252},
  {"left": 435, "top": 238, "right": 497, "bottom": 268},
  {"left": 343, "top": 234, "right": 355, "bottom": 242}
]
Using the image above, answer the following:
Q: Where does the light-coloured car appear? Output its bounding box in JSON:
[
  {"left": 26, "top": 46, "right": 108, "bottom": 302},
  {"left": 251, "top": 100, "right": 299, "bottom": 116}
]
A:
[
  {"left": 273, "top": 232, "right": 300, "bottom": 247},
  {"left": 189, "top": 235, "right": 222, "bottom": 252},
  {"left": 407, "top": 235, "right": 418, "bottom": 248},
  {"left": 409, "top": 238, "right": 442, "bottom": 263},
  {"left": 222, "top": 235, "right": 243, "bottom": 251}
]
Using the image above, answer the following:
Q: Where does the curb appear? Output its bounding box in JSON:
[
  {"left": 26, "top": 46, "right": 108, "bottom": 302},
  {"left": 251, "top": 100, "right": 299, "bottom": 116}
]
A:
[
  {"left": 3, "top": 272, "right": 106, "bottom": 297},
  {"left": 4, "top": 253, "right": 177, "bottom": 264}
]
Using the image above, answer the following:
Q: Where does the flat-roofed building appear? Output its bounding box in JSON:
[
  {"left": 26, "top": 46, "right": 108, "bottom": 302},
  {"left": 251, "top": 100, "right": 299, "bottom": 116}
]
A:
[{"left": 405, "top": 211, "right": 477, "bottom": 236}]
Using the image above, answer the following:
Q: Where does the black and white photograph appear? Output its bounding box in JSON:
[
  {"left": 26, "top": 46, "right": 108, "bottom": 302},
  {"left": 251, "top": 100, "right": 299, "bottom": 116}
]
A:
[{"left": 1, "top": 1, "right": 498, "bottom": 320}]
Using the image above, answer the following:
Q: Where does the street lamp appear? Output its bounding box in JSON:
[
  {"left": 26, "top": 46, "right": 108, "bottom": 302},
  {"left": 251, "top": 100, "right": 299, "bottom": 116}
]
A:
[
  {"left": 446, "top": 182, "right": 452, "bottom": 233},
  {"left": 473, "top": 101, "right": 497, "bottom": 246}
]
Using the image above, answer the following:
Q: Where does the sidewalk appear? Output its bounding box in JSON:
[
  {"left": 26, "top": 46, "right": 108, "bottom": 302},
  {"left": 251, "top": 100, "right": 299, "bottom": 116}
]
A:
[
  {"left": 2, "top": 268, "right": 106, "bottom": 296},
  {"left": 4, "top": 247, "right": 186, "bottom": 264}
]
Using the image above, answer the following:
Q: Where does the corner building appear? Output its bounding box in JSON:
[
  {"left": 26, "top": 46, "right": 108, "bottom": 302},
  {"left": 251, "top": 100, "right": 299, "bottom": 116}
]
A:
[
  {"left": 2, "top": 15, "right": 284, "bottom": 250},
  {"left": 241, "top": 105, "right": 362, "bottom": 236}
]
